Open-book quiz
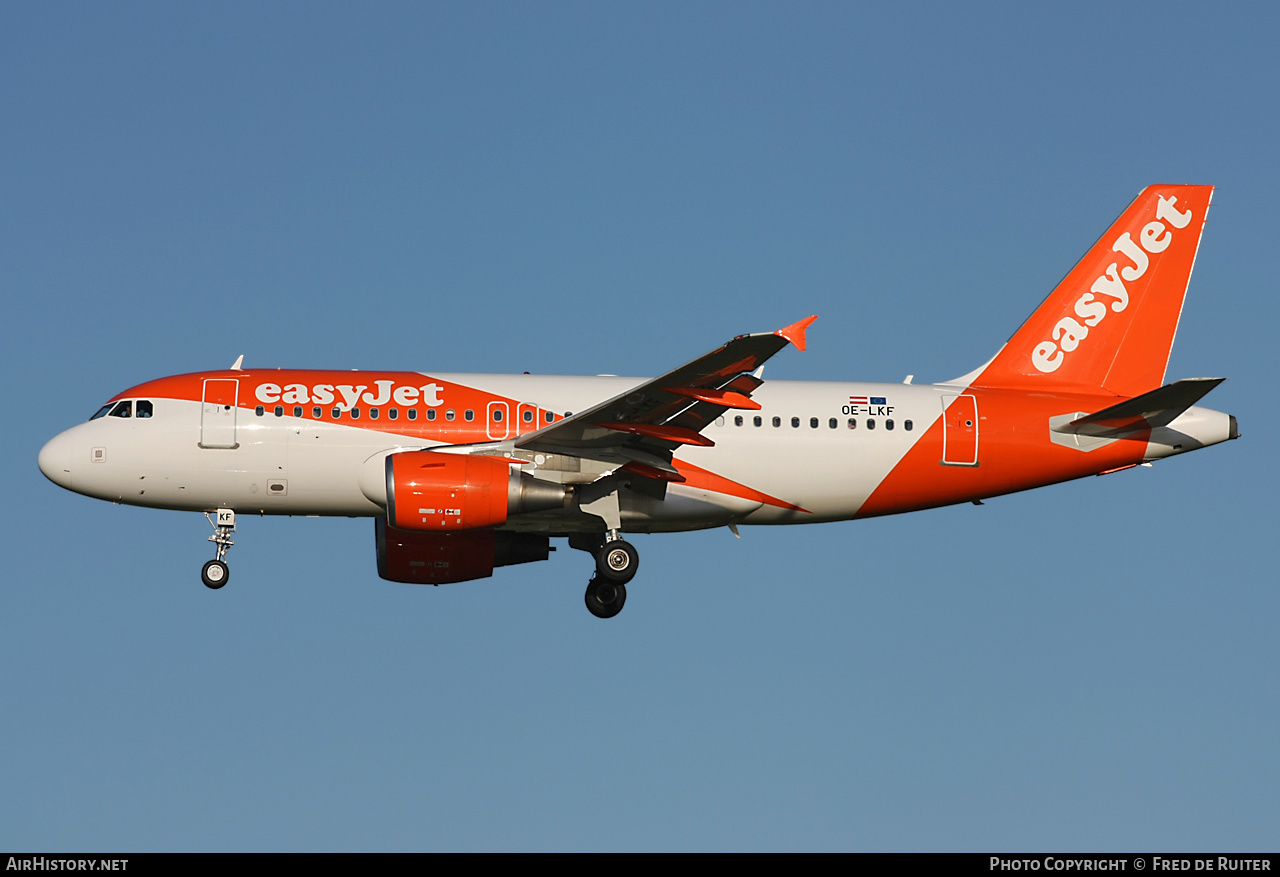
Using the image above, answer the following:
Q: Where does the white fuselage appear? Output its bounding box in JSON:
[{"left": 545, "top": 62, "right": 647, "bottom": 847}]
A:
[{"left": 38, "top": 372, "right": 1233, "bottom": 535}]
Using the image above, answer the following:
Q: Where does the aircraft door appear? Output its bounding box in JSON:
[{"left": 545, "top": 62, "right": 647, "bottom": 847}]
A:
[
  {"left": 201, "top": 379, "right": 239, "bottom": 449},
  {"left": 941, "top": 394, "right": 978, "bottom": 466},
  {"left": 486, "top": 401, "right": 510, "bottom": 441}
]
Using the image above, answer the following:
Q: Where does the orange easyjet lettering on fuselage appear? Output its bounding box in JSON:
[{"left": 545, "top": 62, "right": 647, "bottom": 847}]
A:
[
  {"left": 255, "top": 379, "right": 445, "bottom": 409},
  {"left": 111, "top": 370, "right": 562, "bottom": 443}
]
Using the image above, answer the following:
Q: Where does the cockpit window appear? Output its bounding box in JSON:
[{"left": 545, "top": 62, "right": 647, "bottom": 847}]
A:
[
  {"left": 136, "top": 400, "right": 153, "bottom": 418},
  {"left": 108, "top": 401, "right": 133, "bottom": 418},
  {"left": 90, "top": 403, "right": 114, "bottom": 420}
]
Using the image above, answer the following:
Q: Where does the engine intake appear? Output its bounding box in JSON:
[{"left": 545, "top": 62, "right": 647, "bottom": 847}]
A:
[{"left": 385, "top": 449, "right": 567, "bottom": 531}]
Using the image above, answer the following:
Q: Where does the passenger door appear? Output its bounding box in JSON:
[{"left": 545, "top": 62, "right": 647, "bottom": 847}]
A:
[
  {"left": 941, "top": 394, "right": 978, "bottom": 466},
  {"left": 200, "top": 379, "right": 239, "bottom": 449}
]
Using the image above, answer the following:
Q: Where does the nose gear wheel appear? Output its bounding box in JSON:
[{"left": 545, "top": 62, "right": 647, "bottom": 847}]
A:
[{"left": 201, "top": 559, "right": 229, "bottom": 589}]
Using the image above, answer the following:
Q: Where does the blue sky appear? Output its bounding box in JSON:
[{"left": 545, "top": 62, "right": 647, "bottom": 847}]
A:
[{"left": 2, "top": 2, "right": 1276, "bottom": 851}]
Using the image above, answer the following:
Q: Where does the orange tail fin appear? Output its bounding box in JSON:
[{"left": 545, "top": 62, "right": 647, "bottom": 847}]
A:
[{"left": 970, "top": 185, "right": 1213, "bottom": 397}]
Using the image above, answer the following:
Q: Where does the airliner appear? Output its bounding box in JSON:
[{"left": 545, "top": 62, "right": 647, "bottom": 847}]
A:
[{"left": 38, "top": 185, "right": 1237, "bottom": 617}]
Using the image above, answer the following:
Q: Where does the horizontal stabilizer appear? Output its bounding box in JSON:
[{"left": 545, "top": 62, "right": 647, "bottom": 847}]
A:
[{"left": 1055, "top": 378, "right": 1225, "bottom": 438}]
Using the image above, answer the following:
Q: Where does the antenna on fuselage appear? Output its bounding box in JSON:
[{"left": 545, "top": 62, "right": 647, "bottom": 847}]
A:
[{"left": 230, "top": 355, "right": 244, "bottom": 370}]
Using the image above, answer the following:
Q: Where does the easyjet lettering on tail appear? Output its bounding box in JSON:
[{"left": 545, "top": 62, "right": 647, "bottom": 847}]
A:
[
  {"left": 39, "top": 185, "right": 1237, "bottom": 618},
  {"left": 1032, "top": 193, "right": 1196, "bottom": 375}
]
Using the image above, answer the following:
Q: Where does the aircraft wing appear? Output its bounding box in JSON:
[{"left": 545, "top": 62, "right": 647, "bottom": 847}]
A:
[{"left": 513, "top": 316, "right": 817, "bottom": 474}]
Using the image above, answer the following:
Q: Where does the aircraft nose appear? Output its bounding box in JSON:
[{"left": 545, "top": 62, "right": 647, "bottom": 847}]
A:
[{"left": 38, "top": 431, "right": 77, "bottom": 490}]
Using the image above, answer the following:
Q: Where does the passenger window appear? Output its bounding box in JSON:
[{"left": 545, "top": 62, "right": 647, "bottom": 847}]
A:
[
  {"left": 90, "top": 403, "right": 114, "bottom": 420},
  {"left": 867, "top": 419, "right": 875, "bottom": 430},
  {"left": 716, "top": 416, "right": 724, "bottom": 427},
  {"left": 256, "top": 406, "right": 265, "bottom": 416},
  {"left": 332, "top": 408, "right": 341, "bottom": 418},
  {"left": 369, "top": 408, "right": 379, "bottom": 419},
  {"left": 791, "top": 417, "right": 800, "bottom": 428},
  {"left": 351, "top": 408, "right": 360, "bottom": 419},
  {"left": 905, "top": 420, "right": 914, "bottom": 431},
  {"left": 829, "top": 418, "right": 837, "bottom": 429},
  {"left": 810, "top": 417, "right": 819, "bottom": 429},
  {"left": 136, "top": 400, "right": 153, "bottom": 418},
  {"left": 523, "top": 410, "right": 533, "bottom": 423},
  {"left": 492, "top": 409, "right": 502, "bottom": 422},
  {"left": 772, "top": 417, "right": 781, "bottom": 428},
  {"left": 293, "top": 406, "right": 303, "bottom": 417},
  {"left": 426, "top": 409, "right": 436, "bottom": 421},
  {"left": 734, "top": 416, "right": 743, "bottom": 427},
  {"left": 109, "top": 401, "right": 132, "bottom": 418},
  {"left": 445, "top": 409, "right": 455, "bottom": 421},
  {"left": 848, "top": 418, "right": 857, "bottom": 429},
  {"left": 313, "top": 407, "right": 322, "bottom": 418},
  {"left": 547, "top": 412, "right": 556, "bottom": 422},
  {"left": 464, "top": 409, "right": 474, "bottom": 421},
  {"left": 274, "top": 406, "right": 283, "bottom": 417},
  {"left": 754, "top": 416, "right": 763, "bottom": 427},
  {"left": 408, "top": 409, "right": 417, "bottom": 421},
  {"left": 886, "top": 419, "right": 895, "bottom": 430},
  {"left": 389, "top": 408, "right": 398, "bottom": 420}
]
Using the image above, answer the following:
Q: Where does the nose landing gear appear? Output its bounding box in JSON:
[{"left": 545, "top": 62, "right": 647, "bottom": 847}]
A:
[{"left": 202, "top": 508, "right": 236, "bottom": 590}]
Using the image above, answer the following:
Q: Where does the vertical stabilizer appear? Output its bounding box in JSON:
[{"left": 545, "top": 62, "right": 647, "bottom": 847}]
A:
[{"left": 971, "top": 185, "right": 1213, "bottom": 397}]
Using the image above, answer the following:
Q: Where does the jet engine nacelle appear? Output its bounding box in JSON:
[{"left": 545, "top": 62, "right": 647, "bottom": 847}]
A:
[
  {"left": 375, "top": 519, "right": 551, "bottom": 584},
  {"left": 383, "top": 449, "right": 567, "bottom": 532}
]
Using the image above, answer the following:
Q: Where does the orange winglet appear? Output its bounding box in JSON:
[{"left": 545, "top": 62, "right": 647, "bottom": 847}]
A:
[
  {"left": 661, "top": 387, "right": 762, "bottom": 410},
  {"left": 775, "top": 315, "right": 818, "bottom": 351},
  {"left": 619, "top": 461, "right": 687, "bottom": 483},
  {"left": 594, "top": 422, "right": 715, "bottom": 447}
]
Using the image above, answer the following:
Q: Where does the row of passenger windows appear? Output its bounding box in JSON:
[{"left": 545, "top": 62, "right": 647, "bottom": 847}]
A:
[
  {"left": 254, "top": 405, "right": 558, "bottom": 424},
  {"left": 87, "top": 398, "right": 905, "bottom": 433},
  {"left": 729, "top": 415, "right": 913, "bottom": 431},
  {"left": 90, "top": 400, "right": 153, "bottom": 420}
]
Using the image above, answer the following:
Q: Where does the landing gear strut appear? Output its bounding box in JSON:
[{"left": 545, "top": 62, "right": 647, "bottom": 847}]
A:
[
  {"left": 573, "top": 529, "right": 639, "bottom": 618},
  {"left": 202, "top": 508, "right": 235, "bottom": 590}
]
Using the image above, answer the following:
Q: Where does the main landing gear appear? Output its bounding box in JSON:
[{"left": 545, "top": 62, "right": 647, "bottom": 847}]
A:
[
  {"left": 575, "top": 530, "right": 639, "bottom": 619},
  {"left": 585, "top": 575, "right": 626, "bottom": 618},
  {"left": 201, "top": 508, "right": 236, "bottom": 590}
]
